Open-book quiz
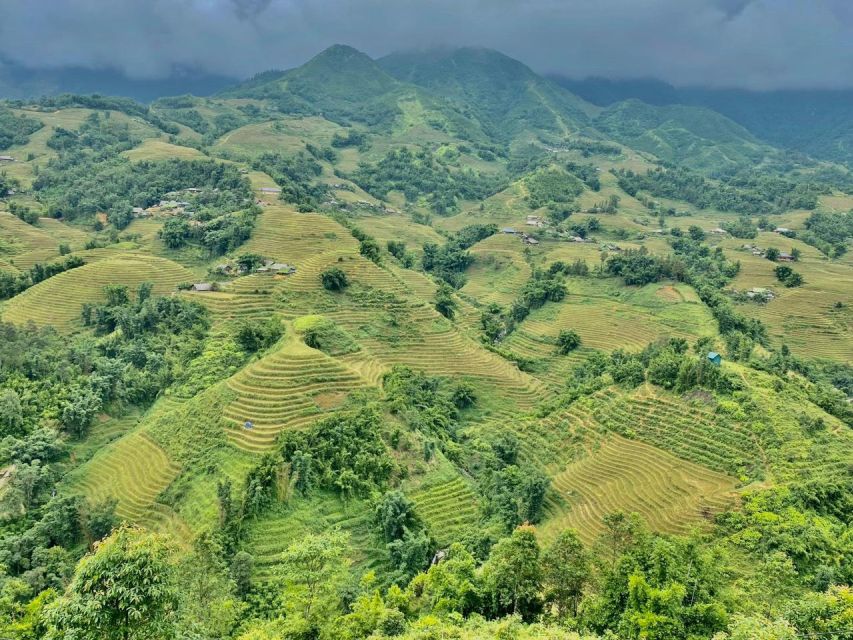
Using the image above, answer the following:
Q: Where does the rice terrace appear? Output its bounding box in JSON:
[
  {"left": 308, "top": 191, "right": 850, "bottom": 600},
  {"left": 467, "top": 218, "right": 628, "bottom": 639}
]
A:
[{"left": 0, "top": 5, "right": 851, "bottom": 638}]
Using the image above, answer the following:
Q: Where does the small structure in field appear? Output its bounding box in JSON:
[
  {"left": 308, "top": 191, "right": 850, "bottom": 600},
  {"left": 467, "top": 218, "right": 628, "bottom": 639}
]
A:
[
  {"left": 259, "top": 187, "right": 281, "bottom": 194},
  {"left": 777, "top": 252, "right": 794, "bottom": 262},
  {"left": 243, "top": 420, "right": 254, "bottom": 430},
  {"left": 0, "top": 156, "right": 15, "bottom": 162},
  {"left": 192, "top": 283, "right": 214, "bottom": 292},
  {"left": 501, "top": 227, "right": 517, "bottom": 234},
  {"left": 710, "top": 228, "right": 727, "bottom": 235},
  {"left": 707, "top": 352, "right": 722, "bottom": 366},
  {"left": 269, "top": 262, "right": 296, "bottom": 274}
]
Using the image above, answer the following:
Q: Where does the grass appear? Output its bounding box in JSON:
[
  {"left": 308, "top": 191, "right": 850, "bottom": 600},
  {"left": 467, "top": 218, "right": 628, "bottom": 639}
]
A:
[{"left": 2, "top": 254, "right": 194, "bottom": 331}]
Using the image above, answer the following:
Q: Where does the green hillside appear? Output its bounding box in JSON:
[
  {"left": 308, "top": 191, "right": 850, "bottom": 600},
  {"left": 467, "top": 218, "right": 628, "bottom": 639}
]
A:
[
  {"left": 378, "top": 47, "right": 594, "bottom": 141},
  {"left": 0, "top": 44, "right": 851, "bottom": 640}
]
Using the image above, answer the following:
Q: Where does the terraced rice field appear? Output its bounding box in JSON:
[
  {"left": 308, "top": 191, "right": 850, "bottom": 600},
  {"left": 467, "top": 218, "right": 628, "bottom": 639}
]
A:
[
  {"left": 519, "top": 280, "right": 715, "bottom": 355},
  {"left": 463, "top": 237, "right": 532, "bottom": 307},
  {"left": 0, "top": 212, "right": 70, "bottom": 266},
  {"left": 539, "top": 434, "right": 737, "bottom": 543},
  {"left": 2, "top": 254, "right": 194, "bottom": 331},
  {"left": 240, "top": 205, "right": 358, "bottom": 263},
  {"left": 223, "top": 340, "right": 370, "bottom": 451},
  {"left": 244, "top": 495, "right": 386, "bottom": 581},
  {"left": 410, "top": 476, "right": 481, "bottom": 545},
  {"left": 123, "top": 138, "right": 207, "bottom": 161},
  {"left": 592, "top": 385, "right": 761, "bottom": 477},
  {"left": 724, "top": 236, "right": 852, "bottom": 362},
  {"left": 67, "top": 431, "right": 188, "bottom": 538}
]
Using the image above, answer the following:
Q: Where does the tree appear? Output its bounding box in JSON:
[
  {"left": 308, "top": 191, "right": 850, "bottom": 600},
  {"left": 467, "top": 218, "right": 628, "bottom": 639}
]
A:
[
  {"left": 482, "top": 525, "right": 542, "bottom": 621},
  {"left": 688, "top": 225, "right": 705, "bottom": 241},
  {"left": 60, "top": 386, "right": 101, "bottom": 436},
  {"left": 235, "top": 317, "right": 283, "bottom": 353},
  {"left": 231, "top": 551, "right": 254, "bottom": 597},
  {"left": 160, "top": 217, "right": 191, "bottom": 249},
  {"left": 236, "top": 253, "right": 264, "bottom": 272},
  {"left": 0, "top": 389, "right": 24, "bottom": 437},
  {"left": 555, "top": 329, "right": 581, "bottom": 355},
  {"left": 83, "top": 497, "right": 118, "bottom": 543},
  {"left": 542, "top": 529, "right": 589, "bottom": 619},
  {"left": 44, "top": 526, "right": 178, "bottom": 640},
  {"left": 764, "top": 247, "right": 780, "bottom": 261},
  {"left": 359, "top": 238, "right": 381, "bottom": 263},
  {"left": 278, "top": 530, "right": 349, "bottom": 630},
  {"left": 321, "top": 267, "right": 349, "bottom": 291},
  {"left": 375, "top": 491, "right": 418, "bottom": 542},
  {"left": 434, "top": 282, "right": 458, "bottom": 319}
]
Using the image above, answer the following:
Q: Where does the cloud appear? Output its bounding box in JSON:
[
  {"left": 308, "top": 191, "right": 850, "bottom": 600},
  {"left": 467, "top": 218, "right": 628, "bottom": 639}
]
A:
[{"left": 0, "top": 0, "right": 850, "bottom": 89}]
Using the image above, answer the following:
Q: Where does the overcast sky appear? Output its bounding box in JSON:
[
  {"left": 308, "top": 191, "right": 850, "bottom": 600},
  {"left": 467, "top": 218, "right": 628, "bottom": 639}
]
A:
[{"left": 1, "top": 0, "right": 851, "bottom": 90}]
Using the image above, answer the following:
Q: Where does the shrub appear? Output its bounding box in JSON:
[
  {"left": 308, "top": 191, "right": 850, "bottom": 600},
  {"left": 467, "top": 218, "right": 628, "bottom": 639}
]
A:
[
  {"left": 555, "top": 329, "right": 581, "bottom": 355},
  {"left": 321, "top": 267, "right": 349, "bottom": 291}
]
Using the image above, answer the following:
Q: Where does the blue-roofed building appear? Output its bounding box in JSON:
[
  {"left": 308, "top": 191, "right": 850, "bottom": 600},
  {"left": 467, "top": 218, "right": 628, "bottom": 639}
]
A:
[{"left": 707, "top": 352, "right": 722, "bottom": 366}]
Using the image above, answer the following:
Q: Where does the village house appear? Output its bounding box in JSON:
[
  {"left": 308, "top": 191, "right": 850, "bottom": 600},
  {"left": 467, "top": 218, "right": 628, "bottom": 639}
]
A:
[
  {"left": 192, "top": 283, "right": 214, "bottom": 292},
  {"left": 777, "top": 252, "right": 794, "bottom": 262}
]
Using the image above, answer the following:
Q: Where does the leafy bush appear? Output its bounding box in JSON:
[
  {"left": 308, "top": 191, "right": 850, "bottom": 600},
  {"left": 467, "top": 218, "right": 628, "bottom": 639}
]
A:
[{"left": 321, "top": 267, "right": 349, "bottom": 291}]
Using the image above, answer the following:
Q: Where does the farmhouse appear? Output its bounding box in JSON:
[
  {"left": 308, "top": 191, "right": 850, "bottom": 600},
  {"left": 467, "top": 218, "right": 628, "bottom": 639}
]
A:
[
  {"left": 192, "top": 283, "right": 214, "bottom": 292},
  {"left": 269, "top": 262, "right": 296, "bottom": 273}
]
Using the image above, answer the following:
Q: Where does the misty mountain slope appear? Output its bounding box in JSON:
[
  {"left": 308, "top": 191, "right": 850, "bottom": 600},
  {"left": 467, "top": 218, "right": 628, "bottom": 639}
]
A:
[
  {"left": 556, "top": 76, "right": 853, "bottom": 167},
  {"left": 594, "top": 99, "right": 774, "bottom": 174},
  {"left": 379, "top": 47, "right": 595, "bottom": 142},
  {"left": 219, "top": 45, "right": 490, "bottom": 142}
]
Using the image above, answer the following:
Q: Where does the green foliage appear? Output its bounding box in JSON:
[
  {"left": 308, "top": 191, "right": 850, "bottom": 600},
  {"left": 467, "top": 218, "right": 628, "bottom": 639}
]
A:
[
  {"left": 555, "top": 329, "right": 581, "bottom": 355},
  {"left": 281, "top": 406, "right": 394, "bottom": 498},
  {"left": 774, "top": 265, "right": 804, "bottom": 287},
  {"left": 0, "top": 107, "right": 43, "bottom": 150},
  {"left": 524, "top": 166, "right": 585, "bottom": 209},
  {"left": 422, "top": 224, "right": 497, "bottom": 287},
  {"left": 250, "top": 152, "right": 327, "bottom": 209},
  {"left": 0, "top": 255, "right": 85, "bottom": 301},
  {"left": 605, "top": 248, "right": 681, "bottom": 286},
  {"left": 801, "top": 210, "right": 853, "bottom": 257},
  {"left": 321, "top": 267, "right": 349, "bottom": 291},
  {"left": 434, "top": 282, "right": 458, "bottom": 319},
  {"left": 301, "top": 318, "right": 359, "bottom": 356},
  {"left": 481, "top": 525, "right": 542, "bottom": 621},
  {"left": 277, "top": 530, "right": 349, "bottom": 630},
  {"left": 542, "top": 529, "right": 589, "bottom": 619},
  {"left": 44, "top": 526, "right": 178, "bottom": 640},
  {"left": 234, "top": 317, "right": 283, "bottom": 353},
  {"left": 351, "top": 147, "right": 503, "bottom": 214},
  {"left": 614, "top": 166, "right": 825, "bottom": 214},
  {"left": 722, "top": 215, "right": 758, "bottom": 239}
]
